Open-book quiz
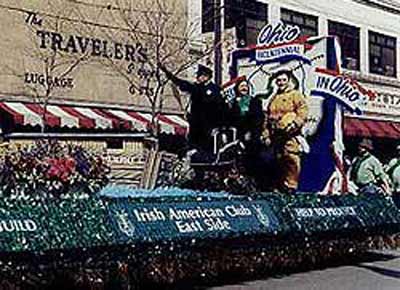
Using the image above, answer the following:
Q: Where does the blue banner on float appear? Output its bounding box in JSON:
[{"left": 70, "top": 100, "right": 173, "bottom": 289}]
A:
[{"left": 106, "top": 199, "right": 281, "bottom": 243}]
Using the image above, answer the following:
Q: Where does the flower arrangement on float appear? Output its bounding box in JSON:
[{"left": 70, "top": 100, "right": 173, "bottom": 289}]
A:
[{"left": 0, "top": 140, "right": 109, "bottom": 198}]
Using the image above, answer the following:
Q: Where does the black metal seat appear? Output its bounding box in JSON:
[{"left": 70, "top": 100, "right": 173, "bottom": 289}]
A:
[{"left": 189, "top": 127, "right": 243, "bottom": 168}]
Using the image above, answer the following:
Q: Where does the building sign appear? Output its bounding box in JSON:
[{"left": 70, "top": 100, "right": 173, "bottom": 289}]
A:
[
  {"left": 106, "top": 150, "right": 146, "bottom": 187},
  {"left": 0, "top": 3, "right": 184, "bottom": 110},
  {"left": 36, "top": 30, "right": 147, "bottom": 62},
  {"left": 351, "top": 92, "right": 400, "bottom": 120},
  {"left": 24, "top": 72, "right": 74, "bottom": 89}
]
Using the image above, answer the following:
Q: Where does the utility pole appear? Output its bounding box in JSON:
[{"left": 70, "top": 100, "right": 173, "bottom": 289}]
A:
[{"left": 213, "top": 0, "right": 224, "bottom": 86}]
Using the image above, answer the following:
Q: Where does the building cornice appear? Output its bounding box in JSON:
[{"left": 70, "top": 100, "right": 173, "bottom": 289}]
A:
[
  {"left": 353, "top": 0, "right": 400, "bottom": 15},
  {"left": 344, "top": 70, "right": 400, "bottom": 90}
]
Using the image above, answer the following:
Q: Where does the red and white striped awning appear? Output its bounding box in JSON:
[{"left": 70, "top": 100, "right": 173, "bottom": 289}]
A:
[
  {"left": 344, "top": 117, "right": 400, "bottom": 138},
  {"left": 0, "top": 102, "right": 188, "bottom": 135}
]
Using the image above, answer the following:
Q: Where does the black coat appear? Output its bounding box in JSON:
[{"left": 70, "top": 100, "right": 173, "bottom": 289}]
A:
[
  {"left": 229, "top": 97, "right": 264, "bottom": 144},
  {"left": 164, "top": 69, "right": 229, "bottom": 151}
]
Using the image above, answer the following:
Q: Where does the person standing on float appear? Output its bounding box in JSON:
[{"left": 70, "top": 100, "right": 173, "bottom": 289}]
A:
[
  {"left": 229, "top": 78, "right": 264, "bottom": 175},
  {"left": 159, "top": 63, "right": 228, "bottom": 153},
  {"left": 261, "top": 70, "right": 308, "bottom": 193}
]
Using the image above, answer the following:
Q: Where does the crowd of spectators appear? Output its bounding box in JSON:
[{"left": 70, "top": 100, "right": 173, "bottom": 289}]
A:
[{"left": 347, "top": 138, "right": 400, "bottom": 196}]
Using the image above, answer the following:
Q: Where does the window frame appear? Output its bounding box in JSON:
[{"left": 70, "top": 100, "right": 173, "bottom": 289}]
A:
[
  {"left": 280, "top": 8, "right": 319, "bottom": 37},
  {"left": 328, "top": 20, "right": 361, "bottom": 71},
  {"left": 201, "top": 0, "right": 215, "bottom": 33},
  {"left": 369, "top": 30, "right": 397, "bottom": 78}
]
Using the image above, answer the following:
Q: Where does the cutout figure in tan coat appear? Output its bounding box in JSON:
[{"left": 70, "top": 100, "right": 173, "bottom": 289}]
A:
[{"left": 262, "top": 70, "right": 308, "bottom": 193}]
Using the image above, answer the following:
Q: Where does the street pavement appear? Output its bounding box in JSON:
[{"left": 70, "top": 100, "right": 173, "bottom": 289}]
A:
[{"left": 201, "top": 250, "right": 400, "bottom": 290}]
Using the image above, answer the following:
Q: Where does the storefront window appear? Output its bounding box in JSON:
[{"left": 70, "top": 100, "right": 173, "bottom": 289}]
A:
[
  {"left": 369, "top": 31, "right": 397, "bottom": 77},
  {"left": 281, "top": 8, "right": 318, "bottom": 37},
  {"left": 328, "top": 21, "right": 360, "bottom": 71}
]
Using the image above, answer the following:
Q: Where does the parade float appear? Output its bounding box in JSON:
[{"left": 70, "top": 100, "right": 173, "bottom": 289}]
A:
[{"left": 0, "top": 23, "right": 399, "bottom": 289}]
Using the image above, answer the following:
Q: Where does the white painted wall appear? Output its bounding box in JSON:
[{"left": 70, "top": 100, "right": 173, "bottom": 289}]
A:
[
  {"left": 262, "top": 0, "right": 400, "bottom": 79},
  {"left": 187, "top": 0, "right": 203, "bottom": 45},
  {"left": 191, "top": 0, "right": 400, "bottom": 80}
]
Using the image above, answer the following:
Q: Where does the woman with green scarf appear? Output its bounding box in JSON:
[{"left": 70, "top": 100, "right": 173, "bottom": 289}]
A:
[{"left": 229, "top": 79, "right": 264, "bottom": 152}]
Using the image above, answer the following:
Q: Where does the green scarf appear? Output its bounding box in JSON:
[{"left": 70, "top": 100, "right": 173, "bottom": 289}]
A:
[{"left": 238, "top": 95, "right": 251, "bottom": 116}]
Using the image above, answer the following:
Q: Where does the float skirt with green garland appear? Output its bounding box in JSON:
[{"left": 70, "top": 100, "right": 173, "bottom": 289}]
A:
[{"left": 0, "top": 188, "right": 399, "bottom": 289}]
